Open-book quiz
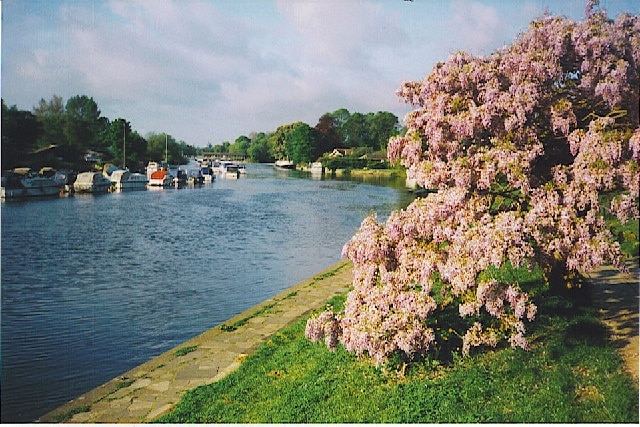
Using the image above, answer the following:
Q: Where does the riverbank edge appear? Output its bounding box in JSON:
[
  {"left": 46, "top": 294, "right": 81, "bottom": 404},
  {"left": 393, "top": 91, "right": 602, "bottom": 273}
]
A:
[{"left": 37, "top": 260, "right": 354, "bottom": 423}]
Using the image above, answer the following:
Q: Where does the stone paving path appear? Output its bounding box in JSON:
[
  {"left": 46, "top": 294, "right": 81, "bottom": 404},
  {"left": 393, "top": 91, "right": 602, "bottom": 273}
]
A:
[
  {"left": 38, "top": 261, "right": 354, "bottom": 423},
  {"left": 587, "top": 256, "right": 639, "bottom": 384}
]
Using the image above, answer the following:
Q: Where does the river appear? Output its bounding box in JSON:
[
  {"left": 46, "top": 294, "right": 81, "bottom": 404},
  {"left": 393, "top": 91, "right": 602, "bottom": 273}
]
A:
[{"left": 0, "top": 163, "right": 413, "bottom": 422}]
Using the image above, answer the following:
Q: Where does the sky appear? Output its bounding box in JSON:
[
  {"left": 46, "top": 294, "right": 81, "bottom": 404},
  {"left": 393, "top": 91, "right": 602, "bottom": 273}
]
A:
[{"left": 2, "top": 0, "right": 638, "bottom": 147}]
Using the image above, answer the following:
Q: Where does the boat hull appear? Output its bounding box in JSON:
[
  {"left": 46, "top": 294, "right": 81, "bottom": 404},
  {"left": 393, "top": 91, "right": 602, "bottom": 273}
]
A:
[
  {"left": 74, "top": 183, "right": 111, "bottom": 193},
  {"left": 106, "top": 169, "right": 148, "bottom": 191},
  {"left": 1, "top": 172, "right": 62, "bottom": 199},
  {"left": 148, "top": 169, "right": 173, "bottom": 187},
  {"left": 74, "top": 172, "right": 112, "bottom": 193},
  {"left": 115, "top": 181, "right": 148, "bottom": 191},
  {"left": 148, "top": 178, "right": 172, "bottom": 186},
  {"left": 274, "top": 160, "right": 295, "bottom": 170}
]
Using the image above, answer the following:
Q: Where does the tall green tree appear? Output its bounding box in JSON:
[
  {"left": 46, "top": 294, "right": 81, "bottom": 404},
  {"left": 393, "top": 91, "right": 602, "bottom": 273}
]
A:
[
  {"left": 168, "top": 139, "right": 187, "bottom": 164},
  {"left": 64, "top": 95, "right": 102, "bottom": 151},
  {"left": 285, "top": 122, "right": 316, "bottom": 164},
  {"left": 146, "top": 132, "right": 174, "bottom": 162},
  {"left": 106, "top": 118, "right": 147, "bottom": 169},
  {"left": 33, "top": 95, "right": 65, "bottom": 148},
  {"left": 368, "top": 111, "right": 399, "bottom": 150},
  {"left": 314, "top": 114, "right": 342, "bottom": 158},
  {"left": 343, "top": 112, "right": 369, "bottom": 148},
  {"left": 230, "top": 135, "right": 251, "bottom": 156},
  {"left": 178, "top": 141, "right": 198, "bottom": 159},
  {"left": 329, "top": 108, "right": 350, "bottom": 147},
  {"left": 248, "top": 132, "right": 273, "bottom": 162},
  {"left": 2, "top": 100, "right": 42, "bottom": 169},
  {"left": 269, "top": 122, "right": 300, "bottom": 160}
]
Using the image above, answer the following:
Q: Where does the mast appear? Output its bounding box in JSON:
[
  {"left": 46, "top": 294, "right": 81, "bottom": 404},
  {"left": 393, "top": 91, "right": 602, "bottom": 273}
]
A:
[
  {"left": 165, "top": 134, "right": 168, "bottom": 165},
  {"left": 123, "top": 125, "right": 126, "bottom": 169}
]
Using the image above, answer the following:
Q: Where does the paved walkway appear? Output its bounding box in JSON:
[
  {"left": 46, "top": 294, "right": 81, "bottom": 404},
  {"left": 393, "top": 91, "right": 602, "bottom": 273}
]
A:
[
  {"left": 588, "top": 257, "right": 639, "bottom": 383},
  {"left": 38, "top": 261, "right": 354, "bottom": 423}
]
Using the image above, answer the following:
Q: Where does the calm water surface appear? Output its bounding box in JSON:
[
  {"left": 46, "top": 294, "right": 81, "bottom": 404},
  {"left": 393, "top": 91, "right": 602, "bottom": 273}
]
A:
[{"left": 1, "top": 164, "right": 413, "bottom": 422}]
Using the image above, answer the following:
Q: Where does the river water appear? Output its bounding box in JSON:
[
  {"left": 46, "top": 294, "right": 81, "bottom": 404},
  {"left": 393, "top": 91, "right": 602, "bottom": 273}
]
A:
[{"left": 1, "top": 164, "right": 413, "bottom": 422}]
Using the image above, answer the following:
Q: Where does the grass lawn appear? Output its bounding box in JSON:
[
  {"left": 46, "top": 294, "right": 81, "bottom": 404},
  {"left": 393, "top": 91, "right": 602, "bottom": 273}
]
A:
[{"left": 157, "top": 262, "right": 639, "bottom": 423}]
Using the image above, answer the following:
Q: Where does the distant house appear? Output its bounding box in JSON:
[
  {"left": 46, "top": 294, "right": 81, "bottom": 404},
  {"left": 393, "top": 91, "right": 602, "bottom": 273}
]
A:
[{"left": 328, "top": 148, "right": 354, "bottom": 157}]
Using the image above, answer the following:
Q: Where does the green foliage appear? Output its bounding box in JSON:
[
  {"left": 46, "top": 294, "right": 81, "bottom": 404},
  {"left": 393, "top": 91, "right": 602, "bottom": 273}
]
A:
[
  {"left": 158, "top": 277, "right": 638, "bottom": 423},
  {"left": 314, "top": 114, "right": 341, "bottom": 158},
  {"left": 64, "top": 95, "right": 102, "bottom": 150},
  {"left": 230, "top": 135, "right": 251, "bottom": 156},
  {"left": 144, "top": 132, "right": 188, "bottom": 165},
  {"left": 368, "top": 111, "right": 400, "bottom": 151},
  {"left": 174, "top": 345, "right": 198, "bottom": 357},
  {"left": 1, "top": 100, "right": 42, "bottom": 169},
  {"left": 219, "top": 303, "right": 278, "bottom": 332},
  {"left": 2, "top": 94, "right": 199, "bottom": 171},
  {"left": 284, "top": 122, "right": 316, "bottom": 164},
  {"left": 5, "top": 91, "right": 401, "bottom": 170},
  {"left": 206, "top": 108, "right": 400, "bottom": 164},
  {"left": 33, "top": 95, "right": 65, "bottom": 148},
  {"left": 600, "top": 192, "right": 640, "bottom": 258},
  {"left": 51, "top": 405, "right": 91, "bottom": 423},
  {"left": 146, "top": 132, "right": 171, "bottom": 162},
  {"left": 115, "top": 379, "right": 135, "bottom": 390},
  {"left": 343, "top": 112, "right": 369, "bottom": 148},
  {"left": 324, "top": 156, "right": 367, "bottom": 171},
  {"left": 247, "top": 133, "right": 273, "bottom": 163},
  {"left": 269, "top": 123, "right": 300, "bottom": 161},
  {"left": 106, "top": 119, "right": 137, "bottom": 168},
  {"left": 331, "top": 110, "right": 400, "bottom": 151}
]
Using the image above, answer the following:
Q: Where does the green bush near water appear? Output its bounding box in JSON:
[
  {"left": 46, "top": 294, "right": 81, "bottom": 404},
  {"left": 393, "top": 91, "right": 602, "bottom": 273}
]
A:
[{"left": 157, "top": 264, "right": 638, "bottom": 423}]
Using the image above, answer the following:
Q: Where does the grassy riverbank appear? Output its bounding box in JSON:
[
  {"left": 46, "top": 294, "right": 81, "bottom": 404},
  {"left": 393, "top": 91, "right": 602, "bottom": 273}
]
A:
[
  {"left": 158, "top": 261, "right": 639, "bottom": 423},
  {"left": 331, "top": 167, "right": 405, "bottom": 179}
]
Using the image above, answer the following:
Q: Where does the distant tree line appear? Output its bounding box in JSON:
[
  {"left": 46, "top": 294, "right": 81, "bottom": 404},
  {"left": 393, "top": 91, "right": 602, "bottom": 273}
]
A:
[
  {"left": 1, "top": 95, "right": 197, "bottom": 172},
  {"left": 207, "top": 109, "right": 404, "bottom": 165},
  {"left": 2, "top": 94, "right": 403, "bottom": 172}
]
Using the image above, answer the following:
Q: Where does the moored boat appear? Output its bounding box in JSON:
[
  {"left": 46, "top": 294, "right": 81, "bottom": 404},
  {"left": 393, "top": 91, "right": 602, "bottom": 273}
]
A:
[
  {"left": 187, "top": 169, "right": 204, "bottom": 185},
  {"left": 1, "top": 168, "right": 63, "bottom": 199},
  {"left": 201, "top": 164, "right": 215, "bottom": 182},
  {"left": 146, "top": 161, "right": 161, "bottom": 178},
  {"left": 274, "top": 159, "right": 295, "bottom": 170},
  {"left": 52, "top": 169, "right": 77, "bottom": 193},
  {"left": 74, "top": 171, "right": 112, "bottom": 193},
  {"left": 211, "top": 161, "right": 222, "bottom": 173},
  {"left": 109, "top": 169, "right": 148, "bottom": 191},
  {"left": 309, "top": 162, "right": 324, "bottom": 175},
  {"left": 216, "top": 161, "right": 235, "bottom": 174},
  {"left": 172, "top": 169, "right": 188, "bottom": 186},
  {"left": 225, "top": 164, "right": 240, "bottom": 179},
  {"left": 148, "top": 168, "right": 174, "bottom": 187}
]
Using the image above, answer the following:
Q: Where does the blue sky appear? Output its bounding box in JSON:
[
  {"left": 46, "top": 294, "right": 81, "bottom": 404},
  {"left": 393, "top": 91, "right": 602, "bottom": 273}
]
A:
[{"left": 2, "top": 0, "right": 638, "bottom": 147}]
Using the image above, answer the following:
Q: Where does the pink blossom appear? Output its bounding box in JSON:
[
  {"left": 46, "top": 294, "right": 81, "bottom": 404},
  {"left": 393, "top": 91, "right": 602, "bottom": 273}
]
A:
[{"left": 310, "top": 9, "right": 639, "bottom": 367}]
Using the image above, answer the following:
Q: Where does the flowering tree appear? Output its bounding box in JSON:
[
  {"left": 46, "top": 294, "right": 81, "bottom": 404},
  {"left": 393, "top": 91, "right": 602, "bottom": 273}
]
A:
[{"left": 307, "top": 4, "right": 639, "bottom": 366}]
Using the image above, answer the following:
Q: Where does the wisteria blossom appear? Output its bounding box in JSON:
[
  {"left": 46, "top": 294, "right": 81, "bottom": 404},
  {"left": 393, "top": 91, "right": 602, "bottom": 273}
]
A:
[{"left": 307, "top": 5, "right": 639, "bottom": 365}]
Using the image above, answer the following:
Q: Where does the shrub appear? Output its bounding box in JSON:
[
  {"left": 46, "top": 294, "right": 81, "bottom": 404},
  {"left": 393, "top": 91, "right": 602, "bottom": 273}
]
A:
[{"left": 307, "top": 4, "right": 640, "bottom": 366}]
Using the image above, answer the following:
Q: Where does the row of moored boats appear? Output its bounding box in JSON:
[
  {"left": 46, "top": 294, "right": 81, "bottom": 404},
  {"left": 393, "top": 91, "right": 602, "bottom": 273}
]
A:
[{"left": 1, "top": 160, "right": 247, "bottom": 199}]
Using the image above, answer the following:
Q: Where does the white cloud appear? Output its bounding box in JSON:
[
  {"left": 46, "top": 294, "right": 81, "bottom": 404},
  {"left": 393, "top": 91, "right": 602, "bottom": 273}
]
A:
[
  {"left": 3, "top": 0, "right": 636, "bottom": 146},
  {"left": 278, "top": 0, "right": 406, "bottom": 66},
  {"left": 449, "top": 0, "right": 503, "bottom": 54}
]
